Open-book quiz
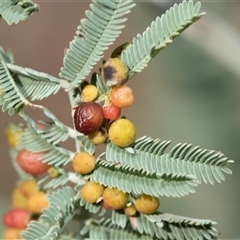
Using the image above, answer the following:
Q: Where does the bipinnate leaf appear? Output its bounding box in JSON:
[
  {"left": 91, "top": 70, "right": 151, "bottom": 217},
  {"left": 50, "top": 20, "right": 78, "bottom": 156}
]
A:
[
  {"left": 77, "top": 134, "right": 96, "bottom": 155},
  {"left": 86, "top": 159, "right": 197, "bottom": 197},
  {"left": 121, "top": 0, "right": 206, "bottom": 79},
  {"left": 0, "top": 58, "right": 31, "bottom": 116},
  {"left": 21, "top": 186, "right": 78, "bottom": 240},
  {"left": 21, "top": 221, "right": 49, "bottom": 240},
  {"left": 79, "top": 195, "right": 106, "bottom": 216},
  {"left": 111, "top": 210, "right": 127, "bottom": 229},
  {"left": 21, "top": 116, "right": 74, "bottom": 167},
  {"left": 38, "top": 173, "right": 70, "bottom": 190},
  {"left": 131, "top": 213, "right": 218, "bottom": 240},
  {"left": 96, "top": 73, "right": 110, "bottom": 96},
  {"left": 81, "top": 215, "right": 218, "bottom": 240},
  {"left": 7, "top": 63, "right": 61, "bottom": 101},
  {"left": 1, "top": 1, "right": 233, "bottom": 240},
  {"left": 40, "top": 109, "right": 70, "bottom": 145},
  {"left": 0, "top": 0, "right": 39, "bottom": 25},
  {"left": 0, "top": 56, "right": 61, "bottom": 116},
  {"left": 60, "top": 0, "right": 135, "bottom": 91},
  {"left": 106, "top": 137, "right": 233, "bottom": 185},
  {"left": 81, "top": 218, "right": 152, "bottom": 240}
]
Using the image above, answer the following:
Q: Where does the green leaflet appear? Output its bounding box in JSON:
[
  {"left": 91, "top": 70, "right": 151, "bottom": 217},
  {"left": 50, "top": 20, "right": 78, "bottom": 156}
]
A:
[
  {"left": 21, "top": 221, "right": 49, "bottom": 240},
  {"left": 60, "top": 0, "right": 135, "bottom": 91},
  {"left": 121, "top": 0, "right": 206, "bottom": 79},
  {"left": 58, "top": 233, "right": 83, "bottom": 240},
  {"left": 79, "top": 191, "right": 216, "bottom": 239},
  {"left": 24, "top": 109, "right": 77, "bottom": 145},
  {"left": 21, "top": 186, "right": 77, "bottom": 240},
  {"left": 0, "top": 58, "right": 28, "bottom": 116},
  {"left": 40, "top": 109, "right": 70, "bottom": 145},
  {"left": 0, "top": 56, "right": 61, "bottom": 116},
  {"left": 0, "top": 47, "right": 14, "bottom": 64},
  {"left": 111, "top": 210, "right": 127, "bottom": 228},
  {"left": 38, "top": 173, "right": 69, "bottom": 190},
  {"left": 7, "top": 63, "right": 61, "bottom": 101},
  {"left": 81, "top": 218, "right": 152, "bottom": 240},
  {"left": 21, "top": 117, "right": 74, "bottom": 167},
  {"left": 96, "top": 73, "right": 110, "bottom": 96},
  {"left": 81, "top": 216, "right": 218, "bottom": 240},
  {"left": 78, "top": 196, "right": 218, "bottom": 239},
  {"left": 38, "top": 124, "right": 69, "bottom": 146},
  {"left": 106, "top": 137, "right": 233, "bottom": 185},
  {"left": 110, "top": 211, "right": 218, "bottom": 239},
  {"left": 79, "top": 195, "right": 106, "bottom": 216},
  {"left": 77, "top": 134, "right": 96, "bottom": 155},
  {"left": 0, "top": 0, "right": 39, "bottom": 25},
  {"left": 86, "top": 159, "right": 197, "bottom": 197},
  {"left": 131, "top": 213, "right": 218, "bottom": 240}
]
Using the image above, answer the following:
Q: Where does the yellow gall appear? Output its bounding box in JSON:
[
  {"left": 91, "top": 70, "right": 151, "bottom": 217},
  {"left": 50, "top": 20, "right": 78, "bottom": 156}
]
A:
[
  {"left": 12, "top": 179, "right": 38, "bottom": 209},
  {"left": 12, "top": 188, "right": 28, "bottom": 209},
  {"left": 134, "top": 194, "right": 160, "bottom": 214},
  {"left": 81, "top": 84, "right": 98, "bottom": 102},
  {"left": 103, "top": 187, "right": 128, "bottom": 210},
  {"left": 27, "top": 191, "right": 49, "bottom": 214},
  {"left": 123, "top": 204, "right": 137, "bottom": 216},
  {"left": 81, "top": 181, "right": 104, "bottom": 203},
  {"left": 18, "top": 179, "right": 38, "bottom": 199},
  {"left": 47, "top": 166, "right": 60, "bottom": 178},
  {"left": 101, "top": 58, "right": 129, "bottom": 86},
  {"left": 3, "top": 228, "right": 24, "bottom": 240},
  {"left": 88, "top": 129, "right": 107, "bottom": 145},
  {"left": 72, "top": 152, "right": 96, "bottom": 175},
  {"left": 4, "top": 124, "right": 23, "bottom": 148},
  {"left": 108, "top": 118, "right": 136, "bottom": 147}
]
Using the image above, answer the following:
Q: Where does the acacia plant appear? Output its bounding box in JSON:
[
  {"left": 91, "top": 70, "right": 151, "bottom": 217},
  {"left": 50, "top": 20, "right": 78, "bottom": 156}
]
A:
[{"left": 0, "top": 0, "right": 234, "bottom": 239}]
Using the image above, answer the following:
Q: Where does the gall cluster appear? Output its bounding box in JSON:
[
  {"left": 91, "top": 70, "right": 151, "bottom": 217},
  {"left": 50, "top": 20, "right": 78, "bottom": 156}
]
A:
[
  {"left": 72, "top": 57, "right": 161, "bottom": 216},
  {"left": 80, "top": 181, "right": 160, "bottom": 216},
  {"left": 73, "top": 57, "right": 135, "bottom": 148}
]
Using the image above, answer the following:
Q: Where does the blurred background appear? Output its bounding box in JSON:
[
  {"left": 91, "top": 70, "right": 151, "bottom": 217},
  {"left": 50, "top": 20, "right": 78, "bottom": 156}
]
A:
[{"left": 0, "top": 1, "right": 240, "bottom": 239}]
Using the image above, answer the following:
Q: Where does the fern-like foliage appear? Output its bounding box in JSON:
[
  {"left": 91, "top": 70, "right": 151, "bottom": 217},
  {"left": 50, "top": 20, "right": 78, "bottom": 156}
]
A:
[
  {"left": 0, "top": 58, "right": 29, "bottom": 115},
  {"left": 81, "top": 215, "right": 218, "bottom": 240},
  {"left": 130, "top": 213, "right": 218, "bottom": 240},
  {"left": 77, "top": 135, "right": 96, "bottom": 155},
  {"left": 7, "top": 63, "right": 61, "bottom": 101},
  {"left": 86, "top": 159, "right": 197, "bottom": 197},
  {"left": 121, "top": 0, "right": 206, "bottom": 78},
  {"left": 78, "top": 196, "right": 219, "bottom": 239},
  {"left": 58, "top": 233, "right": 83, "bottom": 240},
  {"left": 0, "top": 1, "right": 234, "bottom": 240},
  {"left": 0, "top": 0, "right": 39, "bottom": 25},
  {"left": 38, "top": 173, "right": 69, "bottom": 190},
  {"left": 60, "top": 0, "right": 135, "bottom": 91},
  {"left": 79, "top": 195, "right": 106, "bottom": 216},
  {"left": 40, "top": 109, "right": 70, "bottom": 145},
  {"left": 106, "top": 137, "right": 233, "bottom": 185},
  {"left": 96, "top": 73, "right": 110, "bottom": 96},
  {"left": 21, "top": 186, "right": 78, "bottom": 240},
  {"left": 0, "top": 55, "right": 61, "bottom": 116},
  {"left": 21, "top": 116, "right": 74, "bottom": 167},
  {"left": 81, "top": 218, "right": 152, "bottom": 240}
]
